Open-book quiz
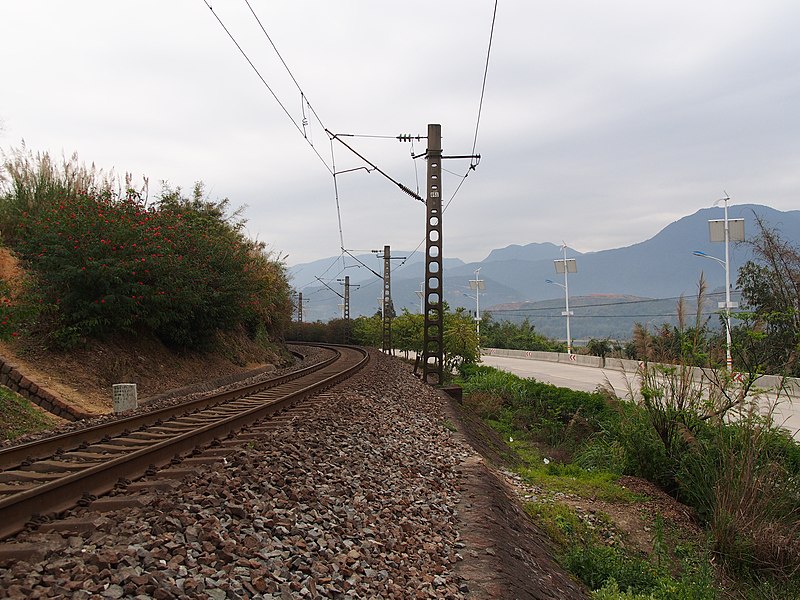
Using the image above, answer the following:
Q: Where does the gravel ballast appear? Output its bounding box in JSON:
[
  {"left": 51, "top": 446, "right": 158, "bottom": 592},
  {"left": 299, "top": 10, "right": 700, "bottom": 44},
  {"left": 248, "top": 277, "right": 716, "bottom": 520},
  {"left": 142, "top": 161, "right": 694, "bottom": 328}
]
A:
[{"left": 0, "top": 351, "right": 587, "bottom": 599}]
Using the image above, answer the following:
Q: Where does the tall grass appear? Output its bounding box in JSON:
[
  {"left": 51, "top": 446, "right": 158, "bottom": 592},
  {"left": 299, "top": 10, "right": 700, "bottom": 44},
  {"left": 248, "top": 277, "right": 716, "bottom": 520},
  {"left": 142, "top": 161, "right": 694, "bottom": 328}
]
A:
[
  {"left": 677, "top": 405, "right": 800, "bottom": 577},
  {"left": 624, "top": 278, "right": 800, "bottom": 578},
  {"left": 0, "top": 145, "right": 119, "bottom": 236}
]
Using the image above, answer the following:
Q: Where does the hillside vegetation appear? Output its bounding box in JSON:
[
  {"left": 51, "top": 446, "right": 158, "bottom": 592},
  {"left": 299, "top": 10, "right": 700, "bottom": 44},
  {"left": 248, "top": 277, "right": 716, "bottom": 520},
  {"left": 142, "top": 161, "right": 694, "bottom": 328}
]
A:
[
  {"left": 457, "top": 362, "right": 800, "bottom": 598},
  {"left": 0, "top": 147, "right": 292, "bottom": 351}
]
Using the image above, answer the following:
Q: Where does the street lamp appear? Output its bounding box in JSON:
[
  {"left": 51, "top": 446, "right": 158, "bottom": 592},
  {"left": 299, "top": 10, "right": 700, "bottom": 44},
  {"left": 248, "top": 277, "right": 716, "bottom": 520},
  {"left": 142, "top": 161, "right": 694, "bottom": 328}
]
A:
[
  {"left": 414, "top": 281, "right": 425, "bottom": 314},
  {"left": 693, "top": 194, "right": 744, "bottom": 371},
  {"left": 468, "top": 268, "right": 486, "bottom": 342},
  {"left": 552, "top": 244, "right": 577, "bottom": 355}
]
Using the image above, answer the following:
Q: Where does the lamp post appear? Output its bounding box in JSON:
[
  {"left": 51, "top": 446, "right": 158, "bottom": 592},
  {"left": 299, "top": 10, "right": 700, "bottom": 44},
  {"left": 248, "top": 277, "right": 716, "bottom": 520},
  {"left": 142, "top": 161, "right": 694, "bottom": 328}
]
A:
[
  {"left": 694, "top": 194, "right": 744, "bottom": 371},
  {"left": 545, "top": 279, "right": 570, "bottom": 352},
  {"left": 468, "top": 268, "right": 486, "bottom": 343},
  {"left": 552, "top": 244, "right": 577, "bottom": 355},
  {"left": 415, "top": 282, "right": 425, "bottom": 314}
]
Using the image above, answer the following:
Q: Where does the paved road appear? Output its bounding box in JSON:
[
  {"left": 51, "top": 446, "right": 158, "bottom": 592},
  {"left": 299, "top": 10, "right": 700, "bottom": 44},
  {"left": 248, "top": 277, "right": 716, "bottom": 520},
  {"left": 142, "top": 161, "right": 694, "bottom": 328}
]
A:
[
  {"left": 480, "top": 355, "right": 633, "bottom": 395},
  {"left": 480, "top": 354, "right": 800, "bottom": 439}
]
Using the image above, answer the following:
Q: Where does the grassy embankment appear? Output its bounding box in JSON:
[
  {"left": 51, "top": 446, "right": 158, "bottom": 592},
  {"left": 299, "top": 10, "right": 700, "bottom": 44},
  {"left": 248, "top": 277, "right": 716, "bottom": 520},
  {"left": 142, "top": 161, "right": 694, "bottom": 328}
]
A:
[
  {"left": 456, "top": 363, "right": 800, "bottom": 599},
  {"left": 0, "top": 387, "right": 58, "bottom": 441}
]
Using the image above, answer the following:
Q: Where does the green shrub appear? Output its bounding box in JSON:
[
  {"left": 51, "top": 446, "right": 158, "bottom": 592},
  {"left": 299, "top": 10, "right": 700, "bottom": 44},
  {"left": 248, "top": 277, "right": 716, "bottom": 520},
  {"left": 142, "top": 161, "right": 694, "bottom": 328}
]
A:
[
  {"left": 565, "top": 544, "right": 660, "bottom": 593},
  {"left": 574, "top": 435, "right": 626, "bottom": 474},
  {"left": 591, "top": 576, "right": 716, "bottom": 600},
  {"left": 675, "top": 417, "right": 800, "bottom": 576},
  {"left": 0, "top": 150, "right": 292, "bottom": 349},
  {"left": 524, "top": 501, "right": 594, "bottom": 548},
  {"left": 463, "top": 390, "right": 505, "bottom": 420},
  {"left": 0, "top": 272, "right": 49, "bottom": 341},
  {"left": 615, "top": 402, "right": 675, "bottom": 490},
  {"left": 458, "top": 364, "right": 615, "bottom": 447}
]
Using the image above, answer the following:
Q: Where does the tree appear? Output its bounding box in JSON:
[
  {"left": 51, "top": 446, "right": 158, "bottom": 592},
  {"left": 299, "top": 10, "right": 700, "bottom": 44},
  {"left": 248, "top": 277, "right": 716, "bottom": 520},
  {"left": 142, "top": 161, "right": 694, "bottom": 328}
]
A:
[
  {"left": 586, "top": 337, "right": 613, "bottom": 359},
  {"left": 735, "top": 216, "right": 800, "bottom": 376},
  {"left": 0, "top": 150, "right": 293, "bottom": 348},
  {"left": 393, "top": 310, "right": 423, "bottom": 356},
  {"left": 480, "top": 316, "right": 562, "bottom": 351},
  {"left": 351, "top": 314, "right": 381, "bottom": 347},
  {"left": 444, "top": 307, "right": 480, "bottom": 374}
]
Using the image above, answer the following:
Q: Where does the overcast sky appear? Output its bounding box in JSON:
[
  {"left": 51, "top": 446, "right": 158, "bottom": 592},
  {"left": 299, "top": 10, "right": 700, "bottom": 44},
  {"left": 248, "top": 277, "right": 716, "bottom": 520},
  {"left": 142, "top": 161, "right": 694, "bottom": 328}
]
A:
[{"left": 2, "top": 1, "right": 799, "bottom": 271}]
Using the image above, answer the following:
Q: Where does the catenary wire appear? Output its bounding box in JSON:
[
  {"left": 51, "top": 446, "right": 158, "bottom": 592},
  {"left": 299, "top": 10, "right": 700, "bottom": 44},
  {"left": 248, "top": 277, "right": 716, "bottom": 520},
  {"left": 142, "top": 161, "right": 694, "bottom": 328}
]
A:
[
  {"left": 487, "top": 291, "right": 738, "bottom": 313},
  {"left": 242, "top": 0, "right": 327, "bottom": 136},
  {"left": 210, "top": 2, "right": 497, "bottom": 291},
  {"left": 201, "top": 0, "right": 333, "bottom": 175},
  {"left": 240, "top": 0, "right": 357, "bottom": 271},
  {"left": 470, "top": 0, "right": 498, "bottom": 163},
  {"left": 328, "top": 139, "right": 348, "bottom": 272},
  {"left": 206, "top": 1, "right": 427, "bottom": 290}
]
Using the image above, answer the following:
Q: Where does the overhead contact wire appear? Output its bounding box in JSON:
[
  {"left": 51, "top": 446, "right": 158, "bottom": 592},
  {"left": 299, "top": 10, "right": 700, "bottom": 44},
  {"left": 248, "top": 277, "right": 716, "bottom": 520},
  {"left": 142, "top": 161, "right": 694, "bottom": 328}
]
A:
[
  {"left": 441, "top": 2, "right": 497, "bottom": 214},
  {"left": 471, "top": 0, "right": 498, "bottom": 160},
  {"left": 242, "top": 0, "right": 327, "bottom": 134},
  {"left": 328, "top": 139, "right": 348, "bottom": 271},
  {"left": 238, "top": 0, "right": 353, "bottom": 264},
  {"left": 202, "top": 0, "right": 332, "bottom": 175}
]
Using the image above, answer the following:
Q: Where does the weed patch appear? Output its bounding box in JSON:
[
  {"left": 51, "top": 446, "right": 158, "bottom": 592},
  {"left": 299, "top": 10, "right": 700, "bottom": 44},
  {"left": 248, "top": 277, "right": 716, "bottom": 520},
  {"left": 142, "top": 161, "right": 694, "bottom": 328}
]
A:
[
  {"left": 0, "top": 387, "right": 58, "bottom": 441},
  {"left": 457, "top": 361, "right": 800, "bottom": 596},
  {"left": 520, "top": 462, "right": 640, "bottom": 503}
]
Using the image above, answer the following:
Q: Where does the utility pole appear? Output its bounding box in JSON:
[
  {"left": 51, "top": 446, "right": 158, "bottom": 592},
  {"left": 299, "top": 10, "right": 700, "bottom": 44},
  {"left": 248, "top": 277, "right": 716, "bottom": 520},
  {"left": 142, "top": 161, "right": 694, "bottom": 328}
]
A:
[
  {"left": 317, "top": 275, "right": 350, "bottom": 341},
  {"left": 332, "top": 275, "right": 355, "bottom": 344},
  {"left": 382, "top": 245, "right": 392, "bottom": 353},
  {"left": 400, "top": 123, "right": 479, "bottom": 385},
  {"left": 292, "top": 291, "right": 310, "bottom": 322},
  {"left": 422, "top": 124, "right": 444, "bottom": 385},
  {"left": 373, "top": 245, "right": 406, "bottom": 354},
  {"left": 552, "top": 245, "right": 577, "bottom": 355},
  {"left": 343, "top": 276, "right": 350, "bottom": 321},
  {"left": 468, "top": 268, "right": 486, "bottom": 345},
  {"left": 298, "top": 292, "right": 304, "bottom": 322},
  {"left": 415, "top": 282, "right": 424, "bottom": 314}
]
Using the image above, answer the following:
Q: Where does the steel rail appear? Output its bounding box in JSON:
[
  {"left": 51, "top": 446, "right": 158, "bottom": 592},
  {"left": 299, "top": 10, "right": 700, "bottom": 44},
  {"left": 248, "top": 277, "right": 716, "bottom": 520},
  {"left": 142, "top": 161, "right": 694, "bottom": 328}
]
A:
[
  {"left": 0, "top": 344, "right": 368, "bottom": 540},
  {"left": 0, "top": 345, "right": 337, "bottom": 471}
]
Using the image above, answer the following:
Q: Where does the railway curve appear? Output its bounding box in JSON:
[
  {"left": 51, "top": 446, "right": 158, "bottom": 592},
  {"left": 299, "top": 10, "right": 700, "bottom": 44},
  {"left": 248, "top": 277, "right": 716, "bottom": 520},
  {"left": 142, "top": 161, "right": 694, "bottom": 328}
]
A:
[{"left": 0, "top": 343, "right": 368, "bottom": 540}]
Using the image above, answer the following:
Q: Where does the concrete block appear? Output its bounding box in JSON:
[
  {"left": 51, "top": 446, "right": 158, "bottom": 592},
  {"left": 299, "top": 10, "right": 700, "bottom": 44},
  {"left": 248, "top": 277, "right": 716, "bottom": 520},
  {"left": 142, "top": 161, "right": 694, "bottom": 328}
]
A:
[{"left": 112, "top": 383, "right": 138, "bottom": 414}]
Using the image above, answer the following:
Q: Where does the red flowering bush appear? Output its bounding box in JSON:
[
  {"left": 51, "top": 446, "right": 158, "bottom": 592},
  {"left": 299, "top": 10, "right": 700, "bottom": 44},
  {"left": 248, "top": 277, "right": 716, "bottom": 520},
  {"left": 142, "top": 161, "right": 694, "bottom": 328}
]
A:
[{"left": 0, "top": 150, "right": 292, "bottom": 349}]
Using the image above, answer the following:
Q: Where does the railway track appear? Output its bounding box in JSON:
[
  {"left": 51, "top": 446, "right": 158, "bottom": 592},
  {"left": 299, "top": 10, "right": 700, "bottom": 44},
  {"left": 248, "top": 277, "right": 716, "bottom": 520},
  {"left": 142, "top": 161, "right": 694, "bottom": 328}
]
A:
[{"left": 0, "top": 343, "right": 368, "bottom": 540}]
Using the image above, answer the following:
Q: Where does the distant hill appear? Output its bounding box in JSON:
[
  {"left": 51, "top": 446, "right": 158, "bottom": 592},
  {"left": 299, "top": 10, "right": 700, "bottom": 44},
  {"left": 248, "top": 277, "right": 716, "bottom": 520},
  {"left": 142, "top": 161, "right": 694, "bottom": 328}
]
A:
[
  {"left": 482, "top": 243, "right": 582, "bottom": 263},
  {"left": 287, "top": 204, "right": 799, "bottom": 338}
]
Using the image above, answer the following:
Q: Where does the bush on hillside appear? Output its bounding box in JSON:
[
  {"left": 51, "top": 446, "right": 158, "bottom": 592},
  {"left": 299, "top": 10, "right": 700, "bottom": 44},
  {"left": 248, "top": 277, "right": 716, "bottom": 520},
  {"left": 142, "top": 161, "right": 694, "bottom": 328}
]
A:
[{"left": 0, "top": 148, "right": 292, "bottom": 348}]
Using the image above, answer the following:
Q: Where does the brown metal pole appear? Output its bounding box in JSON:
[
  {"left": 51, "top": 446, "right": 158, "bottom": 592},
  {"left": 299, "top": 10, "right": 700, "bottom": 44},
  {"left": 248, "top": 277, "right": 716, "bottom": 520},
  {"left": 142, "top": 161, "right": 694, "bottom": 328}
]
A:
[
  {"left": 298, "top": 292, "right": 303, "bottom": 322},
  {"left": 382, "top": 245, "right": 392, "bottom": 354},
  {"left": 422, "top": 124, "right": 444, "bottom": 385}
]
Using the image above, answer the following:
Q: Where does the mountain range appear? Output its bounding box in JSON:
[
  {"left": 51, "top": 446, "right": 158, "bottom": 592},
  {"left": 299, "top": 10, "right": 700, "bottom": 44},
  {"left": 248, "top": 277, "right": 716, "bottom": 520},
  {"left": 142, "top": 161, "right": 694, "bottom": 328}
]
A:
[{"left": 287, "top": 204, "right": 800, "bottom": 339}]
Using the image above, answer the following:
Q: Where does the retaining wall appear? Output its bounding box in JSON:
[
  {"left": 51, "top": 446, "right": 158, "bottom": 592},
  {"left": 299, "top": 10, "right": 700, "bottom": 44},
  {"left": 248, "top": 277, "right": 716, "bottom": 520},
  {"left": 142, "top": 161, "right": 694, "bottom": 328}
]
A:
[
  {"left": 482, "top": 348, "right": 799, "bottom": 392},
  {"left": 0, "top": 357, "right": 91, "bottom": 421}
]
